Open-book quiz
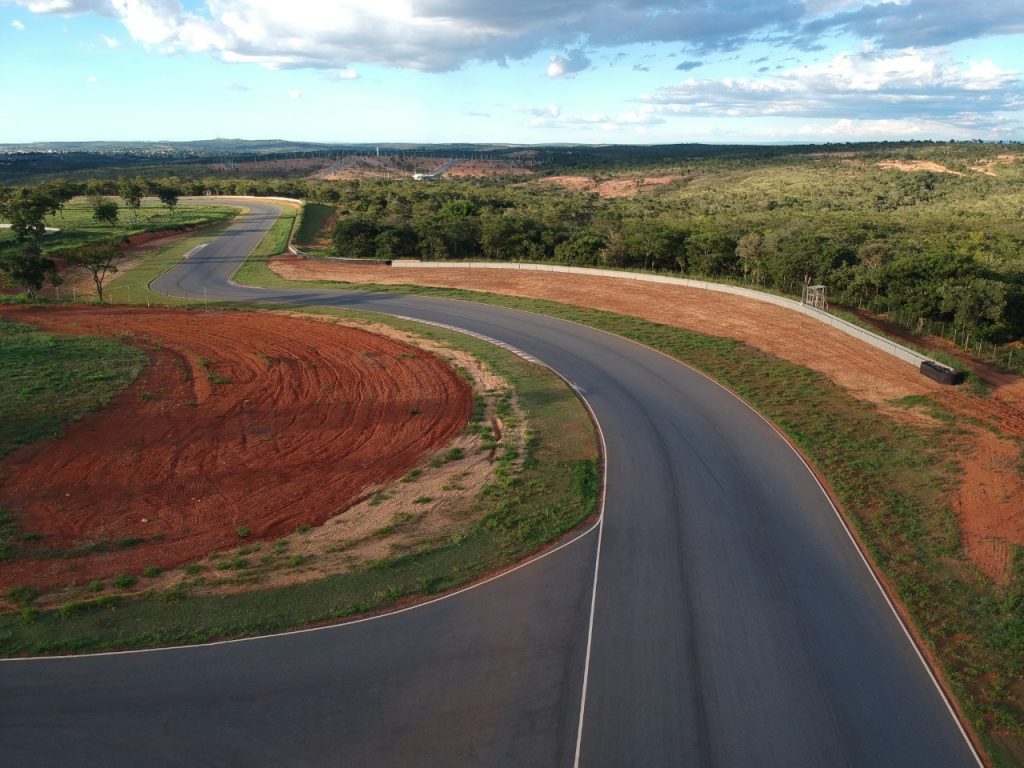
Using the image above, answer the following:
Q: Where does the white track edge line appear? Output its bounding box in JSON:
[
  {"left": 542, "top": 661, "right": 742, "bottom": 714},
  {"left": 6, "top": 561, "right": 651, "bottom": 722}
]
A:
[
  {"left": 2, "top": 321, "right": 606, "bottom": 663},
  {"left": 392, "top": 316, "right": 611, "bottom": 768},
  {"left": 388, "top": 289, "right": 984, "bottom": 766},
  {"left": 629, "top": 337, "right": 986, "bottom": 768}
]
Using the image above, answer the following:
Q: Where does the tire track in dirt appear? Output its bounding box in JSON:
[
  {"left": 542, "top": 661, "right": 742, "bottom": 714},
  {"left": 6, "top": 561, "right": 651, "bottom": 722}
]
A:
[{"left": 0, "top": 306, "right": 473, "bottom": 588}]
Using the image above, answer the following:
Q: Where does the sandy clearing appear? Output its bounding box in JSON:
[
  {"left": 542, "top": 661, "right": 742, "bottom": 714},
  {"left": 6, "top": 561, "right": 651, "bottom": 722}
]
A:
[
  {"left": 539, "top": 175, "right": 684, "bottom": 198},
  {"left": 876, "top": 160, "right": 964, "bottom": 176}
]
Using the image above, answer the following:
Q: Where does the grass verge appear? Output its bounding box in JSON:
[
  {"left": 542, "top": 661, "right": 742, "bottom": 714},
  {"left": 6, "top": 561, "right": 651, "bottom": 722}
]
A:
[
  {"left": 0, "top": 307, "right": 599, "bottom": 663},
  {"left": 293, "top": 202, "right": 334, "bottom": 246},
  {"left": 228, "top": 258, "right": 1024, "bottom": 764},
  {"left": 0, "top": 198, "right": 237, "bottom": 259},
  {"left": 230, "top": 207, "right": 296, "bottom": 287},
  {"left": 102, "top": 215, "right": 243, "bottom": 306},
  {"left": 0, "top": 317, "right": 147, "bottom": 460}
]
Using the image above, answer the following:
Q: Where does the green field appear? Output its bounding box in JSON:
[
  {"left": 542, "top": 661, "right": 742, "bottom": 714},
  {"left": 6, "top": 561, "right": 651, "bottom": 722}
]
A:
[
  {"left": 0, "top": 317, "right": 147, "bottom": 459},
  {"left": 293, "top": 202, "right": 334, "bottom": 245},
  {"left": 0, "top": 197, "right": 237, "bottom": 259}
]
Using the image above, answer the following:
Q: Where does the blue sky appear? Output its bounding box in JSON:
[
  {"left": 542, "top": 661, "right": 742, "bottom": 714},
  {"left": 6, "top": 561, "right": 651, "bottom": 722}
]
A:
[{"left": 1, "top": 0, "right": 1022, "bottom": 144}]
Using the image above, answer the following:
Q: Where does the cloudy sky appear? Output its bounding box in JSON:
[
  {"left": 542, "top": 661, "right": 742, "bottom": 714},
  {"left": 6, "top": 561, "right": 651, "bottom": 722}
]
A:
[{"left": 1, "top": 0, "right": 1022, "bottom": 144}]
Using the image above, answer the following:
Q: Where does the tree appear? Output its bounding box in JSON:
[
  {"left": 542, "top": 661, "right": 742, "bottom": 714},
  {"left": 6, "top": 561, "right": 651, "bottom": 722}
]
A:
[
  {"left": 157, "top": 187, "right": 179, "bottom": 215},
  {"left": 331, "top": 214, "right": 378, "bottom": 258},
  {"left": 0, "top": 187, "right": 60, "bottom": 244},
  {"left": 68, "top": 243, "right": 119, "bottom": 302},
  {"left": 0, "top": 242, "right": 60, "bottom": 299},
  {"left": 118, "top": 177, "right": 144, "bottom": 223},
  {"left": 91, "top": 197, "right": 119, "bottom": 226}
]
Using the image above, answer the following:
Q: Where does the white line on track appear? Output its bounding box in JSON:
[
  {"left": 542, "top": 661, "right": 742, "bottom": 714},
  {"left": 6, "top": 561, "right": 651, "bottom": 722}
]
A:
[{"left": 2, "top": 321, "right": 608, "bottom": 665}]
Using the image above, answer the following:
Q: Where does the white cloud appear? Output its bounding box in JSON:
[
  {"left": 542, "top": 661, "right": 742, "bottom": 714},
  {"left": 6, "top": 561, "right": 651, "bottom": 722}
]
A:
[
  {"left": 525, "top": 103, "right": 664, "bottom": 131},
  {"left": 643, "top": 49, "right": 1022, "bottom": 121},
  {"left": 86, "top": 74, "right": 98, "bottom": 83},
  {"left": 11, "top": 20, "right": 26, "bottom": 30},
  {"left": 546, "top": 48, "right": 591, "bottom": 78},
  {"left": 223, "top": 80, "right": 248, "bottom": 91},
  {"left": 11, "top": 0, "right": 1024, "bottom": 83},
  {"left": 288, "top": 88, "right": 301, "bottom": 99},
  {"left": 99, "top": 34, "right": 119, "bottom": 46},
  {"left": 335, "top": 67, "right": 359, "bottom": 80},
  {"left": 12, "top": 0, "right": 800, "bottom": 73}
]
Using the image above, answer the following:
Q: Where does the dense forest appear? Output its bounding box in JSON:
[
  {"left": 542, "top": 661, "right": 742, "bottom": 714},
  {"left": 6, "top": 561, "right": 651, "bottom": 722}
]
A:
[
  {"left": 321, "top": 148, "right": 1024, "bottom": 344},
  {"left": 2, "top": 142, "right": 1022, "bottom": 343}
]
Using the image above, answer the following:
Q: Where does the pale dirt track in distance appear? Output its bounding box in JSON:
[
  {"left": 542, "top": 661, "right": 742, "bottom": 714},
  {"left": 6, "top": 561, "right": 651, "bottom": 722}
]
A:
[
  {"left": 270, "top": 257, "right": 1024, "bottom": 582},
  {"left": 0, "top": 305, "right": 473, "bottom": 589}
]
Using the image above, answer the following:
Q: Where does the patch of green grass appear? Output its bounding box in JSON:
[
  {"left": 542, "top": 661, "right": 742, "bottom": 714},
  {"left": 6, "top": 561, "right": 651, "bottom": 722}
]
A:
[
  {"left": 401, "top": 468, "right": 422, "bottom": 483},
  {"left": 293, "top": 203, "right": 334, "bottom": 245},
  {"left": 0, "top": 318, "right": 147, "bottom": 459},
  {"left": 112, "top": 574, "right": 136, "bottom": 590},
  {"left": 103, "top": 214, "right": 242, "bottom": 306},
  {"left": 230, "top": 206, "right": 297, "bottom": 286},
  {"left": 236, "top": 526, "right": 251, "bottom": 539},
  {"left": 444, "top": 447, "right": 465, "bottom": 462},
  {"left": 0, "top": 198, "right": 236, "bottom": 263}
]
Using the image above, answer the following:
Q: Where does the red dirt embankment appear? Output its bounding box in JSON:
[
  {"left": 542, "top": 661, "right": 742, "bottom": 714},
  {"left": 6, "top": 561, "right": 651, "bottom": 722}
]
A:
[
  {"left": 0, "top": 306, "right": 472, "bottom": 588},
  {"left": 268, "top": 258, "right": 1024, "bottom": 582}
]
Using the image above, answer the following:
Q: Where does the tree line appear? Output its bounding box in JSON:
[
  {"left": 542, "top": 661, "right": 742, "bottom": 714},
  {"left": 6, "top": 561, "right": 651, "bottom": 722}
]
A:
[
  {"left": 323, "top": 176, "right": 1024, "bottom": 343},
  {"left": 3, "top": 160, "right": 1021, "bottom": 342}
]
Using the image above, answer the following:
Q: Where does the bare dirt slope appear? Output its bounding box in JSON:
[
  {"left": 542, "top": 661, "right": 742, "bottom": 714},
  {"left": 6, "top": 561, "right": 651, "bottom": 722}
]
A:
[
  {"left": 0, "top": 306, "right": 473, "bottom": 588},
  {"left": 269, "top": 258, "right": 1024, "bottom": 582}
]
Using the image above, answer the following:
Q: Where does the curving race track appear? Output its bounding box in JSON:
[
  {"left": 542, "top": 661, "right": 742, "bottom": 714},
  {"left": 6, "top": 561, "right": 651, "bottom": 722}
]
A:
[{"left": 1, "top": 204, "right": 981, "bottom": 767}]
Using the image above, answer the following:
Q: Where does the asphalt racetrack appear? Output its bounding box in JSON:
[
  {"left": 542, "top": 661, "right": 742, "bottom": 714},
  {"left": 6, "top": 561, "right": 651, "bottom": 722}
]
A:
[{"left": 1, "top": 203, "right": 980, "bottom": 767}]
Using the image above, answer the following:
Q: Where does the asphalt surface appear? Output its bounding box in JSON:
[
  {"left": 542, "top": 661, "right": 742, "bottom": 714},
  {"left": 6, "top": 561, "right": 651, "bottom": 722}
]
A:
[{"left": 1, "top": 203, "right": 980, "bottom": 767}]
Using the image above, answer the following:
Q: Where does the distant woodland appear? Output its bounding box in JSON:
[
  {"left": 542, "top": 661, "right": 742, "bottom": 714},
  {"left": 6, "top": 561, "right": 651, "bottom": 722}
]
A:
[{"left": 2, "top": 141, "right": 1022, "bottom": 343}]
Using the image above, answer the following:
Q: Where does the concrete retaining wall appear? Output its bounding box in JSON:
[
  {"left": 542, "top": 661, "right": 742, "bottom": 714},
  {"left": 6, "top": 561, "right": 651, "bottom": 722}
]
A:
[{"left": 392, "top": 260, "right": 935, "bottom": 369}]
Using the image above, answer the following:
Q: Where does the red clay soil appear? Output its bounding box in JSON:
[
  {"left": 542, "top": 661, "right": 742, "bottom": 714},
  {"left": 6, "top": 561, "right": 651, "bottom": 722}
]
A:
[
  {"left": 269, "top": 258, "right": 1024, "bottom": 581},
  {"left": 272, "top": 258, "right": 941, "bottom": 404},
  {"left": 0, "top": 306, "right": 472, "bottom": 589}
]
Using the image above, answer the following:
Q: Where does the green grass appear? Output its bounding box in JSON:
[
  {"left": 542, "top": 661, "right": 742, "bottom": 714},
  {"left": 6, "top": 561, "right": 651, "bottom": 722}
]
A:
[
  {"left": 230, "top": 206, "right": 296, "bottom": 286},
  {"left": 101, "top": 214, "right": 243, "bottom": 306},
  {"left": 0, "top": 317, "right": 147, "bottom": 459},
  {"left": 293, "top": 202, "right": 334, "bottom": 245},
  {"left": 0, "top": 198, "right": 236, "bottom": 259},
  {"left": 0, "top": 307, "right": 599, "bottom": 664},
  {"left": 222, "top": 266, "right": 1024, "bottom": 764}
]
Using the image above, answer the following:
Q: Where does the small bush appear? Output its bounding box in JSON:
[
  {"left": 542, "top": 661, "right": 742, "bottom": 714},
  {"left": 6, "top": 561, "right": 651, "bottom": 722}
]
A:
[
  {"left": 401, "top": 468, "right": 422, "bottom": 483},
  {"left": 86, "top": 580, "right": 104, "bottom": 592},
  {"left": 5, "top": 586, "right": 37, "bottom": 606},
  {"left": 295, "top": 523, "right": 311, "bottom": 533},
  {"left": 112, "top": 573, "right": 136, "bottom": 589},
  {"left": 143, "top": 566, "right": 161, "bottom": 578},
  {"left": 184, "top": 563, "right": 200, "bottom": 575},
  {"left": 445, "top": 447, "right": 465, "bottom": 462},
  {"left": 236, "top": 526, "right": 251, "bottom": 538}
]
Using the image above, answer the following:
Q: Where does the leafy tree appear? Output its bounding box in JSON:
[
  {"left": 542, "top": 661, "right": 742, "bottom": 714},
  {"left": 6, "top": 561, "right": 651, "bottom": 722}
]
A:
[
  {"left": 68, "top": 243, "right": 119, "bottom": 302},
  {"left": 157, "top": 187, "right": 179, "bottom": 215},
  {"left": 0, "top": 187, "right": 60, "bottom": 243},
  {"left": 554, "top": 233, "right": 605, "bottom": 266},
  {"left": 331, "top": 215, "right": 378, "bottom": 258},
  {"left": 118, "top": 177, "right": 144, "bottom": 223},
  {"left": 0, "top": 242, "right": 60, "bottom": 298},
  {"left": 91, "top": 197, "right": 119, "bottom": 226}
]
